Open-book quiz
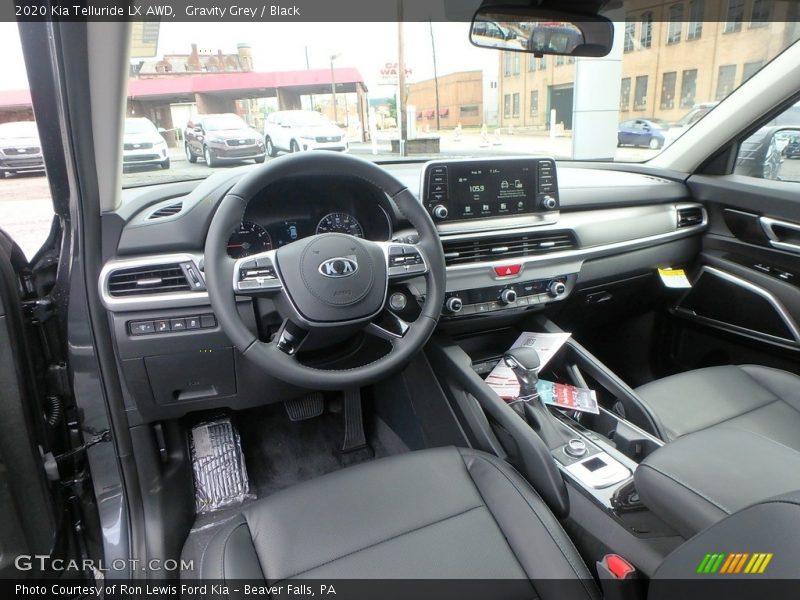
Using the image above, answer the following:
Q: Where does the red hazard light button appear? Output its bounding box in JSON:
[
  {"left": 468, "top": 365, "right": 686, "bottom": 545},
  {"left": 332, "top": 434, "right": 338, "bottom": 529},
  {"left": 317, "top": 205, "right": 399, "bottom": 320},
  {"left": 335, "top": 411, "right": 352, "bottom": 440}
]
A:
[{"left": 494, "top": 264, "right": 522, "bottom": 277}]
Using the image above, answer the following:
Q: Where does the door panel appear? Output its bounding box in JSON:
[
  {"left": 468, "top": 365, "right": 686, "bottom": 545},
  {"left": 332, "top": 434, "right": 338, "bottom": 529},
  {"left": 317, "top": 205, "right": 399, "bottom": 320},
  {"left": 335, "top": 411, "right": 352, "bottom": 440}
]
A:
[
  {"left": 0, "top": 232, "right": 58, "bottom": 575},
  {"left": 668, "top": 174, "right": 800, "bottom": 369}
]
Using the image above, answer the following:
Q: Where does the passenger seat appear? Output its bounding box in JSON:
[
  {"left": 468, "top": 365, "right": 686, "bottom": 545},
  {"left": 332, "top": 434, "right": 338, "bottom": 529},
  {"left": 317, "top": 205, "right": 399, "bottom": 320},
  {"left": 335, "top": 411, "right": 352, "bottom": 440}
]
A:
[{"left": 635, "top": 364, "right": 800, "bottom": 449}]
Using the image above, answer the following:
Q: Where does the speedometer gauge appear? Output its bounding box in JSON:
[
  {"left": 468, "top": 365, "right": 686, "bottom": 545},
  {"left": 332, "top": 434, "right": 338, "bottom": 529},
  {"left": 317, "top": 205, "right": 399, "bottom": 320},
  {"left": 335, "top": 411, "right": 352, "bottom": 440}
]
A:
[
  {"left": 316, "top": 212, "right": 364, "bottom": 237},
  {"left": 226, "top": 221, "right": 273, "bottom": 258}
]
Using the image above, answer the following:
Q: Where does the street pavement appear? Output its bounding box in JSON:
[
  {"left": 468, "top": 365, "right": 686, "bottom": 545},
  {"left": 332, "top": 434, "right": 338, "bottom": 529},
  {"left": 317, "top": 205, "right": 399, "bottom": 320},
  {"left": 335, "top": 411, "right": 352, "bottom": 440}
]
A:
[{"left": 2, "top": 132, "right": 799, "bottom": 260}]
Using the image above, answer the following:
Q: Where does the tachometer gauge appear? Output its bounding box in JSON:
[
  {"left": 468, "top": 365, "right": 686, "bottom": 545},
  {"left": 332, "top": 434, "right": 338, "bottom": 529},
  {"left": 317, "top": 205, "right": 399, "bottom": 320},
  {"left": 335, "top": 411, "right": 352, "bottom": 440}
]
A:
[
  {"left": 316, "top": 212, "right": 365, "bottom": 237},
  {"left": 226, "top": 221, "right": 273, "bottom": 258}
]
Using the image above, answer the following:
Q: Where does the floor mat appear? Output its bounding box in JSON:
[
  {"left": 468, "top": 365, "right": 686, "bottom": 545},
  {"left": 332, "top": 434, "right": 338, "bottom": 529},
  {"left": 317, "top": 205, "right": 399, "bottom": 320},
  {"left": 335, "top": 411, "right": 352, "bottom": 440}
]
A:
[{"left": 236, "top": 400, "right": 408, "bottom": 499}]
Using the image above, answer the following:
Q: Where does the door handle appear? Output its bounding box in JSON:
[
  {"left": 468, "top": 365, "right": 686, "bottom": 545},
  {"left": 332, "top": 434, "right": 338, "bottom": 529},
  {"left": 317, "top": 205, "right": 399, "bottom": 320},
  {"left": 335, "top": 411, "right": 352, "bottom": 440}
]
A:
[{"left": 760, "top": 216, "right": 800, "bottom": 254}]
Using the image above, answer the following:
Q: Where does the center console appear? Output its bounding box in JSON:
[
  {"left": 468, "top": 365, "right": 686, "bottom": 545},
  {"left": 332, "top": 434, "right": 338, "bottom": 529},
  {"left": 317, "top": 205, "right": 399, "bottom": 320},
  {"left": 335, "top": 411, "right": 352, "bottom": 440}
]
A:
[{"left": 419, "top": 158, "right": 578, "bottom": 319}]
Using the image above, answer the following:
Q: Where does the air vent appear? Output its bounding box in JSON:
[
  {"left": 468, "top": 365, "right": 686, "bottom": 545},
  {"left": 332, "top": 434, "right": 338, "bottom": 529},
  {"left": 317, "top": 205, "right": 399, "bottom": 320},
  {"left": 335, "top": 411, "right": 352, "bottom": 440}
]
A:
[
  {"left": 108, "top": 264, "right": 191, "bottom": 297},
  {"left": 442, "top": 231, "right": 578, "bottom": 266},
  {"left": 148, "top": 201, "right": 183, "bottom": 220},
  {"left": 677, "top": 206, "right": 704, "bottom": 228}
]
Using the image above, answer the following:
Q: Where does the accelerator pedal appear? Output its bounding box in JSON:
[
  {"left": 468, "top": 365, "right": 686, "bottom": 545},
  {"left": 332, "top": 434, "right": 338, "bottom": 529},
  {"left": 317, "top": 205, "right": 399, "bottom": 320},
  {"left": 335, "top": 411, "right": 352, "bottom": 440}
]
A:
[
  {"left": 284, "top": 392, "right": 324, "bottom": 422},
  {"left": 341, "top": 388, "right": 369, "bottom": 453}
]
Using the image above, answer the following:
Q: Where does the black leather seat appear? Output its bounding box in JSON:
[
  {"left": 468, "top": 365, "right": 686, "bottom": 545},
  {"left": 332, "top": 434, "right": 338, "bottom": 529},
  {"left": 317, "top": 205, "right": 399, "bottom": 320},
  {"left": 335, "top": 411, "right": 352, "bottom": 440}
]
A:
[
  {"left": 636, "top": 364, "right": 800, "bottom": 449},
  {"left": 182, "top": 446, "right": 599, "bottom": 599}
]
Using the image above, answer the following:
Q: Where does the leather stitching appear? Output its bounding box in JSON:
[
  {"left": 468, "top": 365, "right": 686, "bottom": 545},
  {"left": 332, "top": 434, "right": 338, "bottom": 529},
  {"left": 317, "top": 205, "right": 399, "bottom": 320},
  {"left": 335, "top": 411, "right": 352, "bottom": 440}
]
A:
[
  {"left": 637, "top": 463, "right": 731, "bottom": 513},
  {"left": 274, "top": 504, "right": 485, "bottom": 582},
  {"left": 462, "top": 451, "right": 598, "bottom": 599}
]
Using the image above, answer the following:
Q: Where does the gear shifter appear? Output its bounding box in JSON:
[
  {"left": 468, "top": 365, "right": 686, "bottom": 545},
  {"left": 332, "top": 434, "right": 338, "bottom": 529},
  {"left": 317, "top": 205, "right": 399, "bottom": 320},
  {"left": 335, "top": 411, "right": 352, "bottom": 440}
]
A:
[{"left": 503, "top": 346, "right": 565, "bottom": 449}]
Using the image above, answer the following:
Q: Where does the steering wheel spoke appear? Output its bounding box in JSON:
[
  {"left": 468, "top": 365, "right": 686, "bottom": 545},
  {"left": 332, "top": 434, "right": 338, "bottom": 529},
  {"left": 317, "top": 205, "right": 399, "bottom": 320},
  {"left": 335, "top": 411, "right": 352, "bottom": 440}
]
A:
[
  {"left": 232, "top": 250, "right": 284, "bottom": 296},
  {"left": 378, "top": 241, "right": 429, "bottom": 281},
  {"left": 366, "top": 310, "right": 410, "bottom": 342}
]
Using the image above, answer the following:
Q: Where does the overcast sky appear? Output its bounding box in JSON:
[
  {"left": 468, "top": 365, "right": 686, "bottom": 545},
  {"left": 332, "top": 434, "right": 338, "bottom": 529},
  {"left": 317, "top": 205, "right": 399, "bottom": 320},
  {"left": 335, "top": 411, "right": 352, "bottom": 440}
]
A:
[{"left": 0, "top": 21, "right": 498, "bottom": 94}]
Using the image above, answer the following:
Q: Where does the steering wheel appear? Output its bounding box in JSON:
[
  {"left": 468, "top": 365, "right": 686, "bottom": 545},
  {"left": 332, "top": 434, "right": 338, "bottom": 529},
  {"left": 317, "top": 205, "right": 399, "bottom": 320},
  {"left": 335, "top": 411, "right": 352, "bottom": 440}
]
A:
[{"left": 204, "top": 152, "right": 446, "bottom": 390}]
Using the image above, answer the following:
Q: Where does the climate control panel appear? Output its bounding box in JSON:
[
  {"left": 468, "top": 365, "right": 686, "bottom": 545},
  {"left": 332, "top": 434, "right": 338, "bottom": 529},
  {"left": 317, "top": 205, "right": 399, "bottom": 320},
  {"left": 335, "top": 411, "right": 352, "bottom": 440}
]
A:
[{"left": 442, "top": 274, "right": 575, "bottom": 317}]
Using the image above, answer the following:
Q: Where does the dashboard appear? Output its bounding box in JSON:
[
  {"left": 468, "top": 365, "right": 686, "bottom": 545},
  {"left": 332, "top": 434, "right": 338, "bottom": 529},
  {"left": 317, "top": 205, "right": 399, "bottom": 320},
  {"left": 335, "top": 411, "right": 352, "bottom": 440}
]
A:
[
  {"left": 226, "top": 177, "right": 392, "bottom": 258},
  {"left": 100, "top": 158, "right": 707, "bottom": 422}
]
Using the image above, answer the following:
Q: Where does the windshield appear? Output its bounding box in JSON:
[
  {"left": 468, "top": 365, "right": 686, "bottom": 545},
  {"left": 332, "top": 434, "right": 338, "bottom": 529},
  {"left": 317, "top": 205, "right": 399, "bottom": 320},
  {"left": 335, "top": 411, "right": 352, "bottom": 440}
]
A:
[
  {"left": 125, "top": 119, "right": 157, "bottom": 135},
  {"left": 203, "top": 115, "right": 248, "bottom": 131},
  {"left": 5, "top": 9, "right": 795, "bottom": 189},
  {"left": 0, "top": 121, "right": 38, "bottom": 139}
]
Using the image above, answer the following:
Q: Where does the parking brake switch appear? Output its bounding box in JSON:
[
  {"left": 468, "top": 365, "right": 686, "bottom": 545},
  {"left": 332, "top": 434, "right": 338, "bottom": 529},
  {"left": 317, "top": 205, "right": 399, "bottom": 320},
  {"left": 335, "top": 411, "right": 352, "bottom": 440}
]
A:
[{"left": 503, "top": 347, "right": 566, "bottom": 449}]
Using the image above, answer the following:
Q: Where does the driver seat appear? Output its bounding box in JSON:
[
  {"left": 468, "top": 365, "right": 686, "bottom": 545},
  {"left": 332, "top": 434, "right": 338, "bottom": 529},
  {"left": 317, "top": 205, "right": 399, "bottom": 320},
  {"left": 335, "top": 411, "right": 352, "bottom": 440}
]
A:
[{"left": 182, "top": 446, "right": 599, "bottom": 599}]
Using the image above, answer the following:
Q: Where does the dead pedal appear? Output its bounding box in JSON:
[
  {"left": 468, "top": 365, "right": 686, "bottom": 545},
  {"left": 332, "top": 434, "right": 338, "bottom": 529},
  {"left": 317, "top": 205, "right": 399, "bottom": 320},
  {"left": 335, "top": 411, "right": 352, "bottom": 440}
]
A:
[
  {"left": 341, "top": 388, "right": 369, "bottom": 453},
  {"left": 284, "top": 392, "right": 324, "bottom": 422}
]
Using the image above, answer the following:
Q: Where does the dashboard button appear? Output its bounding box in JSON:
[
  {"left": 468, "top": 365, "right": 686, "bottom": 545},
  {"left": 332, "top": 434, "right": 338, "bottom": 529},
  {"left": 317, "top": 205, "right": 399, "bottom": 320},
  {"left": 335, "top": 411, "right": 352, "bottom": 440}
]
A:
[
  {"left": 170, "top": 318, "right": 187, "bottom": 331},
  {"left": 186, "top": 316, "right": 202, "bottom": 329},
  {"left": 130, "top": 321, "right": 155, "bottom": 335},
  {"left": 154, "top": 320, "right": 170, "bottom": 333},
  {"left": 474, "top": 303, "right": 490, "bottom": 314},
  {"left": 494, "top": 264, "right": 522, "bottom": 277},
  {"left": 200, "top": 314, "right": 217, "bottom": 328}
]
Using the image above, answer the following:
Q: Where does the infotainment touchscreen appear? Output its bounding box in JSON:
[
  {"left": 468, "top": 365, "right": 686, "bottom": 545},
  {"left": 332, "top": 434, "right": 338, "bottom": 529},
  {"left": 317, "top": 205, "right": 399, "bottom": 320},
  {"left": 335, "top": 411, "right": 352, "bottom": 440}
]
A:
[{"left": 450, "top": 164, "right": 535, "bottom": 219}]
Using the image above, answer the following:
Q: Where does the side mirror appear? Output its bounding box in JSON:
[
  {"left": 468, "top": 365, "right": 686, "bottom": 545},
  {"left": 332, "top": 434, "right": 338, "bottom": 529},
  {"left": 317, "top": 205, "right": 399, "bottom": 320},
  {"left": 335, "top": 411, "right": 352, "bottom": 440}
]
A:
[{"left": 470, "top": 5, "right": 614, "bottom": 57}]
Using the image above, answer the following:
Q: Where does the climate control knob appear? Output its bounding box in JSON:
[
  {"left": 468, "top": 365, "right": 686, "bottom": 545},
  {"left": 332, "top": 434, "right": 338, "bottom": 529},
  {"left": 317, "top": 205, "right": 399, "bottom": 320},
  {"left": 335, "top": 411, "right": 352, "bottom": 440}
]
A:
[
  {"left": 432, "top": 204, "right": 449, "bottom": 220},
  {"left": 542, "top": 195, "right": 558, "bottom": 210},
  {"left": 499, "top": 288, "right": 518, "bottom": 305},
  {"left": 445, "top": 296, "right": 463, "bottom": 314},
  {"left": 547, "top": 280, "right": 567, "bottom": 297}
]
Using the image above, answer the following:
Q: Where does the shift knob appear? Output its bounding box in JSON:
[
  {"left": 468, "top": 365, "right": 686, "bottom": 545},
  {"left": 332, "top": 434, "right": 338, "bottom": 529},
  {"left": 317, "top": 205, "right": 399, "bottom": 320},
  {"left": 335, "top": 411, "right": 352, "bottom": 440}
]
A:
[{"left": 503, "top": 346, "right": 541, "bottom": 398}]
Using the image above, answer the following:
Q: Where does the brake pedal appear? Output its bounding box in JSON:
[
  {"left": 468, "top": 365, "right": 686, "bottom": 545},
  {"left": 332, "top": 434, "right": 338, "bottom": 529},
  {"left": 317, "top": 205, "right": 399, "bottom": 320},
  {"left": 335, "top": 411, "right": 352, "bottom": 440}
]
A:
[
  {"left": 341, "top": 388, "right": 368, "bottom": 453},
  {"left": 284, "top": 392, "right": 324, "bottom": 421}
]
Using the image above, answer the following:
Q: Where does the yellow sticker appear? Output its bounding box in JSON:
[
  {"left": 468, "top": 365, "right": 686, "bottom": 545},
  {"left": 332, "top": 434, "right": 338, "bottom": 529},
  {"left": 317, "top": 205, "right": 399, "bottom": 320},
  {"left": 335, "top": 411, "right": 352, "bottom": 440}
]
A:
[{"left": 658, "top": 268, "right": 692, "bottom": 289}]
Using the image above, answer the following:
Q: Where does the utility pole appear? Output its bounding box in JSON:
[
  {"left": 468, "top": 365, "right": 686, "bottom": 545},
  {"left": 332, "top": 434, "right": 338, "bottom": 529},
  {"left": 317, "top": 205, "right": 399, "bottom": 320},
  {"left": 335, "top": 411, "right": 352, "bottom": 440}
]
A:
[
  {"left": 330, "top": 53, "right": 340, "bottom": 125},
  {"left": 429, "top": 19, "right": 441, "bottom": 131},
  {"left": 397, "top": 0, "right": 407, "bottom": 156},
  {"left": 306, "top": 46, "right": 315, "bottom": 111}
]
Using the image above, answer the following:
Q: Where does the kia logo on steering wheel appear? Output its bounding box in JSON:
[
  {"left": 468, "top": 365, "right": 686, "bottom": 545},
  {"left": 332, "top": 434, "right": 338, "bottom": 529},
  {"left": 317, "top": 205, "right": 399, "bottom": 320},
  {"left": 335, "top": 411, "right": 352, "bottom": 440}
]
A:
[{"left": 318, "top": 256, "right": 358, "bottom": 278}]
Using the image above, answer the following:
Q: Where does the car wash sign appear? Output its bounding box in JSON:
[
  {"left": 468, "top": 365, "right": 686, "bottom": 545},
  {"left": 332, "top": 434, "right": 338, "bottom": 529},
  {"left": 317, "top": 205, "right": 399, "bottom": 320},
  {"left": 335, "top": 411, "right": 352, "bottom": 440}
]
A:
[{"left": 379, "top": 63, "right": 412, "bottom": 85}]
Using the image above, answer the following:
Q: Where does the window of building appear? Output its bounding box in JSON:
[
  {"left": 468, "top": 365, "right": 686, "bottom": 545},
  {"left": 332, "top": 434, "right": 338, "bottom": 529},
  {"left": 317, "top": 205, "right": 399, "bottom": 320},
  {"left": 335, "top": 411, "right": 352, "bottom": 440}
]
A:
[
  {"left": 503, "top": 53, "right": 512, "bottom": 76},
  {"left": 667, "top": 4, "right": 683, "bottom": 44},
  {"left": 512, "top": 93, "right": 520, "bottom": 117},
  {"left": 530, "top": 90, "right": 539, "bottom": 116},
  {"left": 620, "top": 78, "right": 631, "bottom": 111},
  {"left": 750, "top": 0, "right": 770, "bottom": 27},
  {"left": 624, "top": 18, "right": 636, "bottom": 52},
  {"left": 539, "top": 56, "right": 547, "bottom": 69},
  {"left": 742, "top": 61, "right": 763, "bottom": 82},
  {"left": 680, "top": 69, "right": 698, "bottom": 107},
  {"left": 661, "top": 72, "right": 677, "bottom": 109},
  {"left": 716, "top": 65, "right": 737, "bottom": 99},
  {"left": 640, "top": 12, "right": 653, "bottom": 48},
  {"left": 556, "top": 55, "right": 565, "bottom": 66},
  {"left": 724, "top": 0, "right": 745, "bottom": 32},
  {"left": 513, "top": 53, "right": 521, "bottom": 75},
  {"left": 460, "top": 105, "right": 479, "bottom": 116},
  {"left": 503, "top": 94, "right": 511, "bottom": 117},
  {"left": 528, "top": 55, "right": 537, "bottom": 71},
  {"left": 634, "top": 75, "right": 648, "bottom": 110},
  {"left": 687, "top": 0, "right": 704, "bottom": 39}
]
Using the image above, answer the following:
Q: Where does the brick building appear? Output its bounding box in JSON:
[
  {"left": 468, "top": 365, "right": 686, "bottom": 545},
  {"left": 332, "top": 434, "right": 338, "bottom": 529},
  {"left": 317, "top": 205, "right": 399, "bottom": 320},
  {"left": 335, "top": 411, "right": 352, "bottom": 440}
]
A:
[
  {"left": 406, "top": 71, "right": 484, "bottom": 129},
  {"left": 497, "top": 0, "right": 800, "bottom": 130}
]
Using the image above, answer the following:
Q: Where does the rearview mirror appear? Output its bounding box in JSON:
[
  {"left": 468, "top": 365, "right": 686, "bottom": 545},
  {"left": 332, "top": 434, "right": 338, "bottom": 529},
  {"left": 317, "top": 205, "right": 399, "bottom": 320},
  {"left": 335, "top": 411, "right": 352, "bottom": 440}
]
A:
[{"left": 470, "top": 5, "right": 614, "bottom": 57}]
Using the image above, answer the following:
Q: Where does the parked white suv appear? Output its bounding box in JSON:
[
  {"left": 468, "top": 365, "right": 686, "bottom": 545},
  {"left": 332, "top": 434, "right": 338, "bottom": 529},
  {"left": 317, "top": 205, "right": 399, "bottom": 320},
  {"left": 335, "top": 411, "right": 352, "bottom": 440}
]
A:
[
  {"left": 263, "top": 110, "right": 348, "bottom": 156},
  {"left": 122, "top": 117, "right": 170, "bottom": 170}
]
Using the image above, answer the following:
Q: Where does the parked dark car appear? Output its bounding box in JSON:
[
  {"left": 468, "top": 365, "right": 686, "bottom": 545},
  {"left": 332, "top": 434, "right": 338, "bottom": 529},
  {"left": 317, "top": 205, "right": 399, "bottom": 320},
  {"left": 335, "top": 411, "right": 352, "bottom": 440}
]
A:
[
  {"left": 0, "top": 120, "right": 45, "bottom": 177},
  {"left": 734, "top": 125, "right": 784, "bottom": 179},
  {"left": 782, "top": 136, "right": 800, "bottom": 158},
  {"left": 617, "top": 118, "right": 668, "bottom": 149},
  {"left": 184, "top": 113, "right": 266, "bottom": 167}
]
